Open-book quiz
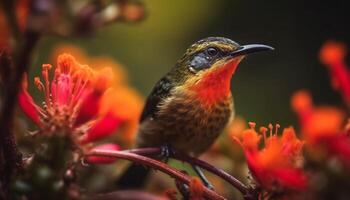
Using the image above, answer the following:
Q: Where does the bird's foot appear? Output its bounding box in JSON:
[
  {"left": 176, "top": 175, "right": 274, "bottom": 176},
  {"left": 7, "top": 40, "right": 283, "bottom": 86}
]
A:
[
  {"left": 192, "top": 165, "right": 214, "bottom": 190},
  {"left": 204, "top": 181, "right": 214, "bottom": 190},
  {"left": 159, "top": 143, "right": 175, "bottom": 163}
]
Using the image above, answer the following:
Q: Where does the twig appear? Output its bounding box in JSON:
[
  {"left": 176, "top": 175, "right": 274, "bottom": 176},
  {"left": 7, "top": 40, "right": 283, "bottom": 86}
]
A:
[
  {"left": 173, "top": 151, "right": 252, "bottom": 198},
  {"left": 123, "top": 148, "right": 250, "bottom": 197},
  {"left": 87, "top": 149, "right": 226, "bottom": 200},
  {"left": 92, "top": 190, "right": 168, "bottom": 200}
]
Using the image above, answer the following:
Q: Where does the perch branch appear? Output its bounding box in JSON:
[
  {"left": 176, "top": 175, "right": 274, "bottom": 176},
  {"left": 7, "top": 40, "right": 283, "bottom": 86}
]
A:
[
  {"left": 93, "top": 190, "right": 168, "bottom": 200},
  {"left": 124, "top": 148, "right": 249, "bottom": 196},
  {"left": 86, "top": 149, "right": 225, "bottom": 200}
]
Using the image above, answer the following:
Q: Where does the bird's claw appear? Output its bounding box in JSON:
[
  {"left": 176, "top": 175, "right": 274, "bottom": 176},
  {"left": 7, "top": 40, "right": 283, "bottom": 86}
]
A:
[
  {"left": 192, "top": 165, "right": 215, "bottom": 190},
  {"left": 204, "top": 182, "right": 214, "bottom": 190},
  {"left": 159, "top": 144, "right": 175, "bottom": 162}
]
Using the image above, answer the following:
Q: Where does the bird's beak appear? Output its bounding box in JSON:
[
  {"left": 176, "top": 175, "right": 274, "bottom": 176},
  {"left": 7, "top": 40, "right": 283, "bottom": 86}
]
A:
[{"left": 230, "top": 44, "right": 274, "bottom": 57}]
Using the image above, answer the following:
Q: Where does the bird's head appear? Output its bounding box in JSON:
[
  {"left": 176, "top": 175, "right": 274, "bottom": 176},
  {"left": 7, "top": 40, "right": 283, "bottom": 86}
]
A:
[{"left": 170, "top": 37, "right": 274, "bottom": 105}]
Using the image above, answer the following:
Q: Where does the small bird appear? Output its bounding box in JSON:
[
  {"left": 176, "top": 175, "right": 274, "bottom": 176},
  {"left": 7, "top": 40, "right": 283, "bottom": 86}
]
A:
[{"left": 117, "top": 37, "right": 273, "bottom": 188}]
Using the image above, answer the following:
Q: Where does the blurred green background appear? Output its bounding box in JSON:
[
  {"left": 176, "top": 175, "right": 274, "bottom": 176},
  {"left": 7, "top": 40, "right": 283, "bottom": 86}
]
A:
[{"left": 31, "top": 0, "right": 349, "bottom": 127}]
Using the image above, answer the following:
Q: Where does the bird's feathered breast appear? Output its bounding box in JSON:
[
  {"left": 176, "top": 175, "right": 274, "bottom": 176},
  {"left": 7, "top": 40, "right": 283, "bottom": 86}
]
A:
[
  {"left": 137, "top": 85, "right": 234, "bottom": 155},
  {"left": 184, "top": 57, "right": 241, "bottom": 106}
]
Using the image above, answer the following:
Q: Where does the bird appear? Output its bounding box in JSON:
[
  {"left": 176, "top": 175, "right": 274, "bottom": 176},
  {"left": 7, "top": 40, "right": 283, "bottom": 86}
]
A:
[{"left": 116, "top": 37, "right": 273, "bottom": 189}]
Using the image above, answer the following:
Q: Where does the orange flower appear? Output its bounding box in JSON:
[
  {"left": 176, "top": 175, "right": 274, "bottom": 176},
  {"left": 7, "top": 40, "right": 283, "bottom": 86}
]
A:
[
  {"left": 291, "top": 90, "right": 350, "bottom": 166},
  {"left": 189, "top": 177, "right": 204, "bottom": 200},
  {"left": 19, "top": 54, "right": 124, "bottom": 163},
  {"left": 50, "top": 44, "right": 143, "bottom": 146},
  {"left": 319, "top": 41, "right": 350, "bottom": 107},
  {"left": 0, "top": 0, "right": 30, "bottom": 49},
  {"left": 234, "top": 123, "right": 306, "bottom": 191},
  {"left": 291, "top": 90, "right": 345, "bottom": 141}
]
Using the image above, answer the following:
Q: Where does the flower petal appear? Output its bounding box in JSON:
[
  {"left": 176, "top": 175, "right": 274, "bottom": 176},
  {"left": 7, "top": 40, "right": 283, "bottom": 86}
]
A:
[
  {"left": 75, "top": 90, "right": 102, "bottom": 126},
  {"left": 319, "top": 41, "right": 346, "bottom": 66},
  {"left": 273, "top": 168, "right": 307, "bottom": 191},
  {"left": 241, "top": 129, "right": 261, "bottom": 150},
  {"left": 18, "top": 75, "right": 41, "bottom": 126},
  {"left": 319, "top": 41, "right": 350, "bottom": 106},
  {"left": 80, "top": 111, "right": 123, "bottom": 144},
  {"left": 324, "top": 134, "right": 350, "bottom": 167},
  {"left": 18, "top": 91, "right": 40, "bottom": 125}
]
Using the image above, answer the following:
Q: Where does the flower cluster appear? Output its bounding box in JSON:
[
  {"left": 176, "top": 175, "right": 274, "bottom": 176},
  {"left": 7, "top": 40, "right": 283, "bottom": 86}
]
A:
[
  {"left": 233, "top": 123, "right": 306, "bottom": 193},
  {"left": 288, "top": 40, "right": 350, "bottom": 168}
]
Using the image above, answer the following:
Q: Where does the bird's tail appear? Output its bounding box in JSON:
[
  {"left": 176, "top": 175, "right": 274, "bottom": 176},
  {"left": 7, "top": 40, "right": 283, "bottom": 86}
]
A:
[{"left": 115, "top": 163, "right": 151, "bottom": 189}]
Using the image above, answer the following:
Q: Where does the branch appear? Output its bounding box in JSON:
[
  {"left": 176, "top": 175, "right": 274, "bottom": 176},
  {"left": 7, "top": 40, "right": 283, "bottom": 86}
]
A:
[
  {"left": 92, "top": 190, "right": 168, "bottom": 200},
  {"left": 0, "top": 29, "right": 40, "bottom": 194},
  {"left": 123, "top": 148, "right": 250, "bottom": 197},
  {"left": 172, "top": 150, "right": 254, "bottom": 199},
  {"left": 86, "top": 149, "right": 226, "bottom": 200}
]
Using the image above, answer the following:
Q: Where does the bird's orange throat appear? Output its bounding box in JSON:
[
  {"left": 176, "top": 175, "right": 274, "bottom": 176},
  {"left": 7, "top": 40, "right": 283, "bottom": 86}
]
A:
[{"left": 188, "top": 58, "right": 241, "bottom": 106}]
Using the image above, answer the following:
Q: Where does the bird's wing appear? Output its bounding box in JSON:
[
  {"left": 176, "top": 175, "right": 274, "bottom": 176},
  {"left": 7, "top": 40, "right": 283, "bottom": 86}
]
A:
[{"left": 140, "top": 76, "right": 174, "bottom": 122}]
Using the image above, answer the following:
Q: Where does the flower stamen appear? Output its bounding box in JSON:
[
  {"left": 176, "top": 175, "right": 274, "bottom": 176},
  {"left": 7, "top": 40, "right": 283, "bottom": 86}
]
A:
[
  {"left": 275, "top": 123, "right": 280, "bottom": 135},
  {"left": 249, "top": 121, "right": 256, "bottom": 129},
  {"left": 42, "top": 64, "right": 52, "bottom": 108},
  {"left": 260, "top": 126, "right": 268, "bottom": 144},
  {"left": 268, "top": 123, "right": 273, "bottom": 137},
  {"left": 34, "top": 77, "right": 44, "bottom": 91}
]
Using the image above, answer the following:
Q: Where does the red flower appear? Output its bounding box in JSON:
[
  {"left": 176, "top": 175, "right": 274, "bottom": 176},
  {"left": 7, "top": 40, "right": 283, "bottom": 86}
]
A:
[
  {"left": 291, "top": 90, "right": 350, "bottom": 166},
  {"left": 19, "top": 53, "right": 125, "bottom": 163},
  {"left": 189, "top": 177, "right": 204, "bottom": 200},
  {"left": 50, "top": 44, "right": 143, "bottom": 147},
  {"left": 233, "top": 123, "right": 307, "bottom": 191},
  {"left": 319, "top": 41, "right": 350, "bottom": 107}
]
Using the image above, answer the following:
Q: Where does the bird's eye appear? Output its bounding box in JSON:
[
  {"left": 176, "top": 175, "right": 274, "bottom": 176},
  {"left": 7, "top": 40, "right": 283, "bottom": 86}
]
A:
[{"left": 206, "top": 47, "right": 219, "bottom": 56}]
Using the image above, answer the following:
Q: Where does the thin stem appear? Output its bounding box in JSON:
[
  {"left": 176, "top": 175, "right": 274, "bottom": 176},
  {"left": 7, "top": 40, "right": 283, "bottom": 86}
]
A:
[
  {"left": 0, "top": 30, "right": 40, "bottom": 195},
  {"left": 123, "top": 147, "right": 249, "bottom": 196},
  {"left": 93, "top": 190, "right": 168, "bottom": 200},
  {"left": 173, "top": 151, "right": 249, "bottom": 194},
  {"left": 87, "top": 149, "right": 226, "bottom": 200}
]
